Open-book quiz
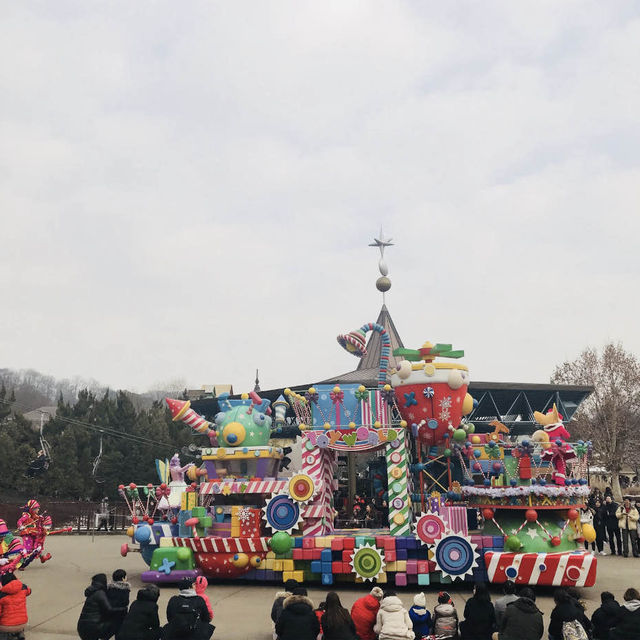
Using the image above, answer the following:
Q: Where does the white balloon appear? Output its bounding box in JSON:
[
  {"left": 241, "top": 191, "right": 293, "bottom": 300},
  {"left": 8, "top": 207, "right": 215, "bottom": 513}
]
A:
[
  {"left": 447, "top": 369, "right": 464, "bottom": 390},
  {"left": 397, "top": 360, "right": 412, "bottom": 380}
]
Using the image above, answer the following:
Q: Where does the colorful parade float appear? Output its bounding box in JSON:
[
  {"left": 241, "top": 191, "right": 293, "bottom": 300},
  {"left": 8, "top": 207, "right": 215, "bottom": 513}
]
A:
[{"left": 119, "top": 235, "right": 597, "bottom": 588}]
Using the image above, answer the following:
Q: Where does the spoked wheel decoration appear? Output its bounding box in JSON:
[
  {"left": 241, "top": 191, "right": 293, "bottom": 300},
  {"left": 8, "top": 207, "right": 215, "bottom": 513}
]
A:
[
  {"left": 350, "top": 543, "right": 386, "bottom": 582},
  {"left": 287, "top": 474, "right": 316, "bottom": 504},
  {"left": 414, "top": 513, "right": 447, "bottom": 546},
  {"left": 262, "top": 495, "right": 303, "bottom": 534},
  {"left": 433, "top": 534, "right": 478, "bottom": 580}
]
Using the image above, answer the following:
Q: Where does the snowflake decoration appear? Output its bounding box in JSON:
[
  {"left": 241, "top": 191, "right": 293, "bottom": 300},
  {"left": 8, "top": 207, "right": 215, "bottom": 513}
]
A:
[
  {"left": 237, "top": 507, "right": 253, "bottom": 524},
  {"left": 439, "top": 408, "right": 451, "bottom": 421},
  {"left": 439, "top": 397, "right": 452, "bottom": 410}
]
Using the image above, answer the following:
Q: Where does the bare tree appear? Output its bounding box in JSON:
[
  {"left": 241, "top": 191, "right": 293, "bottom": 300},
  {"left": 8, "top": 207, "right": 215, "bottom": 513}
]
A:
[{"left": 552, "top": 342, "right": 640, "bottom": 500}]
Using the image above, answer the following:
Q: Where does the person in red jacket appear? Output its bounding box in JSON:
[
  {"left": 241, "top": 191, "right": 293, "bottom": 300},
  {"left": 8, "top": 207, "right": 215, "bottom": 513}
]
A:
[
  {"left": 351, "top": 586, "right": 383, "bottom": 640},
  {"left": 0, "top": 572, "right": 31, "bottom": 638}
]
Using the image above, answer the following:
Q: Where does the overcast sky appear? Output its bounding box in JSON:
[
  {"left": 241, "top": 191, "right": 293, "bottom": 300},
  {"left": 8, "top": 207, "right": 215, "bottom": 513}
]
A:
[{"left": 1, "top": 2, "right": 639, "bottom": 394}]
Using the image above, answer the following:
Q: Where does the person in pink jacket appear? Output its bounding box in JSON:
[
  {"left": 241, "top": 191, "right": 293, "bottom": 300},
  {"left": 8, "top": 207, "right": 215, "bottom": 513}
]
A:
[{"left": 194, "top": 576, "right": 214, "bottom": 620}]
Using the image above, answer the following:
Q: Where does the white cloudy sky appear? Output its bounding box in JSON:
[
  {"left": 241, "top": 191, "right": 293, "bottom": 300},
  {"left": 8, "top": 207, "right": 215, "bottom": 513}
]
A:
[{"left": 1, "top": 2, "right": 639, "bottom": 393}]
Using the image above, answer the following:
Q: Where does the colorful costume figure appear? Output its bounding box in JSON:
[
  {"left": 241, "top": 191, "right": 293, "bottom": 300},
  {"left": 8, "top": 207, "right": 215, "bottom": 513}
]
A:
[
  {"left": 534, "top": 406, "right": 576, "bottom": 486},
  {"left": 0, "top": 519, "right": 25, "bottom": 575},
  {"left": 16, "top": 500, "right": 52, "bottom": 565}
]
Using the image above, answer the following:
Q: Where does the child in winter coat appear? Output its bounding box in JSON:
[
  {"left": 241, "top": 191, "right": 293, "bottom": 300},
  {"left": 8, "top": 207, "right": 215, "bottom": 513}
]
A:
[
  {"left": 0, "top": 573, "right": 31, "bottom": 638},
  {"left": 374, "top": 591, "right": 415, "bottom": 640},
  {"left": 351, "top": 587, "right": 383, "bottom": 640},
  {"left": 591, "top": 592, "right": 621, "bottom": 640},
  {"left": 107, "top": 569, "right": 130, "bottom": 638},
  {"left": 433, "top": 592, "right": 459, "bottom": 640},
  {"left": 409, "top": 593, "right": 432, "bottom": 639},
  {"left": 116, "top": 585, "right": 161, "bottom": 640},
  {"left": 194, "top": 576, "right": 214, "bottom": 621}
]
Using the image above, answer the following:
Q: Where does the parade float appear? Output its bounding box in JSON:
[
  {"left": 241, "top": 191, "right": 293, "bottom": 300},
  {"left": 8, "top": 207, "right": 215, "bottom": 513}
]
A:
[
  {"left": 118, "top": 331, "right": 597, "bottom": 588},
  {"left": 118, "top": 234, "right": 596, "bottom": 588}
]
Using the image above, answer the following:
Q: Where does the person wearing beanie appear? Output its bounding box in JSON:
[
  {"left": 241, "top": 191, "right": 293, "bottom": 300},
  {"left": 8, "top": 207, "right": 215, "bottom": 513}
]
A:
[
  {"left": 494, "top": 588, "right": 543, "bottom": 640},
  {"left": 0, "top": 572, "right": 31, "bottom": 637},
  {"left": 374, "top": 592, "right": 415, "bottom": 640},
  {"left": 194, "top": 576, "right": 214, "bottom": 621},
  {"left": 591, "top": 592, "right": 621, "bottom": 640},
  {"left": 77, "top": 573, "right": 127, "bottom": 640},
  {"left": 351, "top": 587, "right": 384, "bottom": 640},
  {"left": 106, "top": 569, "right": 130, "bottom": 638},
  {"left": 461, "top": 583, "right": 495, "bottom": 640},
  {"left": 276, "top": 586, "right": 319, "bottom": 640},
  {"left": 116, "top": 585, "right": 161, "bottom": 640},
  {"left": 163, "top": 577, "right": 213, "bottom": 640},
  {"left": 433, "top": 592, "right": 458, "bottom": 640},
  {"left": 409, "top": 593, "right": 432, "bottom": 639},
  {"left": 610, "top": 588, "right": 640, "bottom": 640}
]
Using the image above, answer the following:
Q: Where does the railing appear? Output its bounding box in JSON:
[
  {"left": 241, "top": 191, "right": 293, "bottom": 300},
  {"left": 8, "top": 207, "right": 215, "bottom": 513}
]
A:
[{"left": 0, "top": 501, "right": 131, "bottom": 533}]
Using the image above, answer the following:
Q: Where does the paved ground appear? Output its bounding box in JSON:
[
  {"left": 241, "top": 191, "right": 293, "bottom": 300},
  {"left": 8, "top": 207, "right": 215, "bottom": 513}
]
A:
[{"left": 18, "top": 536, "right": 640, "bottom": 639}]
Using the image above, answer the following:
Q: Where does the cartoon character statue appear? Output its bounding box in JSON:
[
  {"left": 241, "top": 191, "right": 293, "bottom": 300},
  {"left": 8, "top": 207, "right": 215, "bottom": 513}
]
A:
[
  {"left": 533, "top": 405, "right": 576, "bottom": 486},
  {"left": 0, "top": 519, "right": 25, "bottom": 575},
  {"left": 155, "top": 455, "right": 196, "bottom": 509}
]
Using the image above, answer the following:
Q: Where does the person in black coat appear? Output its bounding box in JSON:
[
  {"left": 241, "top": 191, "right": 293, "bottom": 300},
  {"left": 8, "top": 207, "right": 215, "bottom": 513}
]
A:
[
  {"left": 610, "top": 588, "right": 640, "bottom": 640},
  {"left": 106, "top": 569, "right": 130, "bottom": 638},
  {"left": 604, "top": 496, "right": 622, "bottom": 556},
  {"left": 77, "top": 573, "right": 127, "bottom": 640},
  {"left": 591, "top": 592, "right": 621, "bottom": 640},
  {"left": 496, "top": 588, "right": 543, "bottom": 640},
  {"left": 593, "top": 500, "right": 608, "bottom": 555},
  {"left": 116, "top": 585, "right": 161, "bottom": 640},
  {"left": 549, "top": 589, "right": 584, "bottom": 640},
  {"left": 321, "top": 591, "right": 358, "bottom": 640},
  {"left": 461, "top": 583, "right": 496, "bottom": 640},
  {"left": 275, "top": 587, "right": 320, "bottom": 640},
  {"left": 163, "top": 578, "right": 213, "bottom": 640}
]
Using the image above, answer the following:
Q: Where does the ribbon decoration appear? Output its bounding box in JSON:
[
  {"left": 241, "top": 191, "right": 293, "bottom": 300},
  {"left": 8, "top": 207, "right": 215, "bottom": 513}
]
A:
[
  {"left": 381, "top": 388, "right": 396, "bottom": 405},
  {"left": 354, "top": 388, "right": 369, "bottom": 402},
  {"left": 330, "top": 390, "right": 344, "bottom": 404}
]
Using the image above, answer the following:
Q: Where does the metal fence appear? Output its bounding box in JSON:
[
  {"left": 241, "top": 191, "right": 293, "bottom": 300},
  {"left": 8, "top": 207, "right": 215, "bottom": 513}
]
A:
[{"left": 0, "top": 501, "right": 130, "bottom": 533}]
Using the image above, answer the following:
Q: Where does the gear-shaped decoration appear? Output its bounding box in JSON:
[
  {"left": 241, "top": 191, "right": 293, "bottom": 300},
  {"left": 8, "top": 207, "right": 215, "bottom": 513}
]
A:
[
  {"left": 262, "top": 494, "right": 303, "bottom": 534},
  {"left": 287, "top": 474, "right": 316, "bottom": 504},
  {"left": 414, "top": 513, "right": 447, "bottom": 546},
  {"left": 433, "top": 534, "right": 478, "bottom": 580},
  {"left": 350, "top": 543, "right": 386, "bottom": 582}
]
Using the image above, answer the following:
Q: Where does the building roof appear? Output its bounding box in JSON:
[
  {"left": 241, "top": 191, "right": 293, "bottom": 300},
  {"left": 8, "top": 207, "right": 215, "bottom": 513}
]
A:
[
  {"left": 22, "top": 406, "right": 57, "bottom": 428},
  {"left": 190, "top": 304, "right": 593, "bottom": 438}
]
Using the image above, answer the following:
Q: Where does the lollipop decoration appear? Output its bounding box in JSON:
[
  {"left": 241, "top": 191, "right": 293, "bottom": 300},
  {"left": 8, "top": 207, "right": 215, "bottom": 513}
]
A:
[
  {"left": 350, "top": 543, "right": 386, "bottom": 582},
  {"left": 414, "top": 513, "right": 447, "bottom": 546},
  {"left": 433, "top": 534, "right": 478, "bottom": 580},
  {"left": 262, "top": 494, "right": 303, "bottom": 534}
]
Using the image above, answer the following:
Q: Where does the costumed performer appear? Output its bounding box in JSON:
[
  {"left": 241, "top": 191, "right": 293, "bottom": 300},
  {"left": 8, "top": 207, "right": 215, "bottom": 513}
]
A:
[{"left": 0, "top": 520, "right": 25, "bottom": 575}]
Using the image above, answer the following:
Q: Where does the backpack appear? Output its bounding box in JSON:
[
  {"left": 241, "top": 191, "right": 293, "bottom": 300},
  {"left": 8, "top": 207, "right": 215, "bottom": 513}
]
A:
[
  {"left": 171, "top": 598, "right": 200, "bottom": 636},
  {"left": 563, "top": 620, "right": 588, "bottom": 640}
]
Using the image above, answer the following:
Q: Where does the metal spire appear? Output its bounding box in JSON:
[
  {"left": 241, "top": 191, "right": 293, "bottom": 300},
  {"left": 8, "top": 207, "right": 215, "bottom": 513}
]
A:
[{"left": 369, "top": 227, "right": 393, "bottom": 303}]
